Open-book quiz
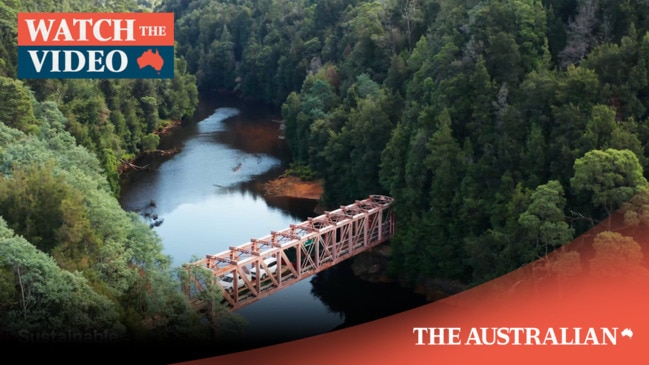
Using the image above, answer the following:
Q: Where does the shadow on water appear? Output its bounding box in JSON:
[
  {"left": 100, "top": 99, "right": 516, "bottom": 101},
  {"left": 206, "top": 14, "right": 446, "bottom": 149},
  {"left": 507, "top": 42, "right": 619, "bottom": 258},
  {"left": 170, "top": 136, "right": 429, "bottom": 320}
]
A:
[{"left": 310, "top": 258, "right": 428, "bottom": 330}]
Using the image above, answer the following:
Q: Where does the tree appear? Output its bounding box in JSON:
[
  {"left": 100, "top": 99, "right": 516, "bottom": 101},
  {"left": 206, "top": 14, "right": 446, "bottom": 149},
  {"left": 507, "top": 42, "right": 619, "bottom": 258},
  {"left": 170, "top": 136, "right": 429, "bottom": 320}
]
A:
[
  {"left": 579, "top": 105, "right": 619, "bottom": 153},
  {"left": 559, "top": 0, "right": 598, "bottom": 68},
  {"left": 179, "top": 259, "right": 246, "bottom": 339},
  {"left": 399, "top": 0, "right": 423, "bottom": 52},
  {"left": 0, "top": 217, "right": 123, "bottom": 337},
  {"left": 139, "top": 96, "right": 160, "bottom": 133},
  {"left": 518, "top": 180, "right": 574, "bottom": 260},
  {"left": 551, "top": 250, "right": 582, "bottom": 278},
  {"left": 0, "top": 77, "right": 39, "bottom": 133},
  {"left": 379, "top": 121, "right": 410, "bottom": 197},
  {"left": 421, "top": 108, "right": 465, "bottom": 279},
  {"left": 589, "top": 231, "right": 646, "bottom": 280},
  {"left": 339, "top": 1, "right": 392, "bottom": 83},
  {"left": 570, "top": 149, "right": 648, "bottom": 220},
  {"left": 141, "top": 133, "right": 160, "bottom": 151},
  {"left": 0, "top": 160, "right": 72, "bottom": 253},
  {"left": 281, "top": 92, "right": 302, "bottom": 160},
  {"left": 521, "top": 122, "right": 547, "bottom": 188},
  {"left": 347, "top": 89, "right": 395, "bottom": 197}
]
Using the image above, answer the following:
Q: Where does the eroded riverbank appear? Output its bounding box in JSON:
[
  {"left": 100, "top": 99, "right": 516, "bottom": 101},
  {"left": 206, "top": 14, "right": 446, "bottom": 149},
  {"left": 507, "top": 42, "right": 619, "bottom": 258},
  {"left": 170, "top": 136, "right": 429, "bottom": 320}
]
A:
[{"left": 262, "top": 175, "right": 324, "bottom": 200}]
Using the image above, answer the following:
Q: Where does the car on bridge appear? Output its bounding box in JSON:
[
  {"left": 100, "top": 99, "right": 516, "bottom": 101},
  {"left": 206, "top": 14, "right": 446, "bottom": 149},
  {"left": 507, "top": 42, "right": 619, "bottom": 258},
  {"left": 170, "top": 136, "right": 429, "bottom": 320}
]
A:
[
  {"left": 218, "top": 271, "right": 251, "bottom": 293},
  {"left": 249, "top": 257, "right": 278, "bottom": 280}
]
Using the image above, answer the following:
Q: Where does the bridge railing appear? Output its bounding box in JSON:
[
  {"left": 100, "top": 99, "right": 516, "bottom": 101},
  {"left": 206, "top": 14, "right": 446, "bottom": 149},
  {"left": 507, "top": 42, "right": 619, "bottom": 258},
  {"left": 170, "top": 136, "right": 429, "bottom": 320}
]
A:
[{"left": 181, "top": 195, "right": 394, "bottom": 310}]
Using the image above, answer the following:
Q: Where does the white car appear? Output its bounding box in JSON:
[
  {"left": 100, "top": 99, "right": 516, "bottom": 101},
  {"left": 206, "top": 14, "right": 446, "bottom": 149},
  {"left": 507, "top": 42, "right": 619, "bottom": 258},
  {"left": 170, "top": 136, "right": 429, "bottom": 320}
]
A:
[
  {"left": 218, "top": 271, "right": 251, "bottom": 292},
  {"left": 249, "top": 257, "right": 278, "bottom": 280}
]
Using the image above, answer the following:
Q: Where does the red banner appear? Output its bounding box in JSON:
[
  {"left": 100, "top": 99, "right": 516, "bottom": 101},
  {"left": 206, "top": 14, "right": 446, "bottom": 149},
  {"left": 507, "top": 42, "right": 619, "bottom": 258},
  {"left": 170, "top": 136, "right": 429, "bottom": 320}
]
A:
[{"left": 18, "top": 12, "right": 174, "bottom": 46}]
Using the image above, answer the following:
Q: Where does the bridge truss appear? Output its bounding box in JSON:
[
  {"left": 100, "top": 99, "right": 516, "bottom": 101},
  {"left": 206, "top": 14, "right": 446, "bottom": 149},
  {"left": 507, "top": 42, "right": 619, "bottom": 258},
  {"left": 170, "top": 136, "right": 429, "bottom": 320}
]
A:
[{"left": 182, "top": 195, "right": 395, "bottom": 310}]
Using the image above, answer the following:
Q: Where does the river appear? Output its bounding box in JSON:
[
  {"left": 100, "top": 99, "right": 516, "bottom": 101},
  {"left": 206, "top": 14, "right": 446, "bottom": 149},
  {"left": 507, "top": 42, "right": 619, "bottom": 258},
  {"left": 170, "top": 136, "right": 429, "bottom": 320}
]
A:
[{"left": 118, "top": 93, "right": 427, "bottom": 357}]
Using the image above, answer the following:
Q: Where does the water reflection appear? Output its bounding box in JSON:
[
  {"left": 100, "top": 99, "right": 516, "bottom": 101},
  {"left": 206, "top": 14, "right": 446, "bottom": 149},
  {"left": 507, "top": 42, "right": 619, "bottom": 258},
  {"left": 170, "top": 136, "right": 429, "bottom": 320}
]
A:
[
  {"left": 118, "top": 99, "right": 344, "bottom": 351},
  {"left": 235, "top": 280, "right": 344, "bottom": 347},
  {"left": 118, "top": 96, "right": 429, "bottom": 359},
  {"left": 310, "top": 259, "right": 427, "bottom": 330},
  {"left": 155, "top": 192, "right": 301, "bottom": 267}
]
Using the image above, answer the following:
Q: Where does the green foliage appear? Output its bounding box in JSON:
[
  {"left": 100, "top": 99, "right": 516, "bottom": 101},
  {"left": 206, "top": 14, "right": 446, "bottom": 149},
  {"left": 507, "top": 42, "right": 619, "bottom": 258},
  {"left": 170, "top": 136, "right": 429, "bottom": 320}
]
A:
[
  {"left": 518, "top": 180, "right": 574, "bottom": 259},
  {"left": 6, "top": 0, "right": 649, "bottom": 334},
  {"left": 0, "top": 160, "right": 74, "bottom": 253},
  {"left": 281, "top": 69, "right": 340, "bottom": 164},
  {"left": 226, "top": 0, "right": 649, "bottom": 286},
  {"left": 0, "top": 77, "right": 39, "bottom": 133},
  {"left": 0, "top": 0, "right": 258, "bottom": 348},
  {"left": 0, "top": 217, "right": 124, "bottom": 337},
  {"left": 285, "top": 163, "right": 318, "bottom": 181},
  {"left": 0, "top": 89, "right": 233, "bottom": 345},
  {"left": 179, "top": 259, "right": 247, "bottom": 339},
  {"left": 141, "top": 133, "right": 160, "bottom": 152},
  {"left": 571, "top": 149, "right": 648, "bottom": 216}
]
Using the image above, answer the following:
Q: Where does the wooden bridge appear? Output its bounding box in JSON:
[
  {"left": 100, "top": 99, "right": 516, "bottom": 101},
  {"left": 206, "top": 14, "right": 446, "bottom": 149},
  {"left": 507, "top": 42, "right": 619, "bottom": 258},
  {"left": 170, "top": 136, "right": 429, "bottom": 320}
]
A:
[{"left": 181, "top": 195, "right": 395, "bottom": 310}]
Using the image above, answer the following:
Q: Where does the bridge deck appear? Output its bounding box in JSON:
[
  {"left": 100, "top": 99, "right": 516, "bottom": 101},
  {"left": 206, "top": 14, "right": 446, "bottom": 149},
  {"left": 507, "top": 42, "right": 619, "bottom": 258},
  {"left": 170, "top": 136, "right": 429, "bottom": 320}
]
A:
[{"left": 182, "top": 195, "right": 395, "bottom": 310}]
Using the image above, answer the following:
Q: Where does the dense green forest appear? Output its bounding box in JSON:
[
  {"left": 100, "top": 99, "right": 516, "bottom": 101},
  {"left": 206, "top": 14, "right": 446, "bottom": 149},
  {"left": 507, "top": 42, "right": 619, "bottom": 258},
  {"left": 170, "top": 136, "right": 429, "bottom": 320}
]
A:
[
  {"left": 3, "top": 0, "right": 649, "bottom": 355},
  {"left": 0, "top": 0, "right": 241, "bottom": 349},
  {"left": 162, "top": 0, "right": 649, "bottom": 287}
]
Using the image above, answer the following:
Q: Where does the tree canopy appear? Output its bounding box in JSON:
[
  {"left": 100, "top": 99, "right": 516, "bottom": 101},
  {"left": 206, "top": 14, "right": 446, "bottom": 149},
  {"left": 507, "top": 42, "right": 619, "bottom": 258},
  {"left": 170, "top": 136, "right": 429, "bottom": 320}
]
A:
[
  {"left": 0, "top": 0, "right": 238, "bottom": 351},
  {"left": 5, "top": 0, "right": 649, "bottom": 352},
  {"left": 162, "top": 0, "right": 649, "bottom": 286}
]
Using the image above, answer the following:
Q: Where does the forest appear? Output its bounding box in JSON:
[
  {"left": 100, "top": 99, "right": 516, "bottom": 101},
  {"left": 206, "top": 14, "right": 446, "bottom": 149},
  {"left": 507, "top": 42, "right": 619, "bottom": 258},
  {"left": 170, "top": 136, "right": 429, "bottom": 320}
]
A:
[
  {"left": 2, "top": 0, "right": 649, "bottom": 356},
  {"left": 161, "top": 0, "right": 649, "bottom": 286},
  {"left": 0, "top": 0, "right": 242, "bottom": 354}
]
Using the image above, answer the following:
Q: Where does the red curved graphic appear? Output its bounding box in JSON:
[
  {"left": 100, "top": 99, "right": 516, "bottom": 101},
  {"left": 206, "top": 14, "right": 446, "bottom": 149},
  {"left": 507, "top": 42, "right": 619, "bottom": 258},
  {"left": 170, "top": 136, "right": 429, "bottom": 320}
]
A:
[{"left": 175, "top": 201, "right": 649, "bottom": 365}]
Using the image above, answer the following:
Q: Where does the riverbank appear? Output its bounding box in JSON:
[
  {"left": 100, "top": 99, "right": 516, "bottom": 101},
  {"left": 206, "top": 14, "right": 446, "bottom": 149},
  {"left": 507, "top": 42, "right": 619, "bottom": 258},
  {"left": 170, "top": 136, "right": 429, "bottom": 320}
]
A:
[
  {"left": 117, "top": 120, "right": 183, "bottom": 176},
  {"left": 262, "top": 175, "right": 324, "bottom": 201},
  {"left": 155, "top": 119, "right": 183, "bottom": 135}
]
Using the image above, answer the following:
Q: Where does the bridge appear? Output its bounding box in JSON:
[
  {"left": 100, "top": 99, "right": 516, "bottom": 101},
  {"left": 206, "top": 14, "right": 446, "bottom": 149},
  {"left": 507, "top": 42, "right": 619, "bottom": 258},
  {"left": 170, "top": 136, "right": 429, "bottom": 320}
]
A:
[{"left": 181, "top": 195, "right": 395, "bottom": 310}]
